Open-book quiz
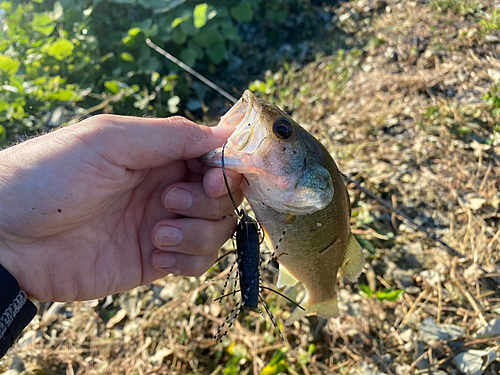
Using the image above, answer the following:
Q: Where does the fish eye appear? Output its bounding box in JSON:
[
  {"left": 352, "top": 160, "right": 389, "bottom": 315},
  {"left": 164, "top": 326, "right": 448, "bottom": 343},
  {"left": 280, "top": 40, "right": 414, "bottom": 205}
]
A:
[{"left": 272, "top": 118, "right": 294, "bottom": 140}]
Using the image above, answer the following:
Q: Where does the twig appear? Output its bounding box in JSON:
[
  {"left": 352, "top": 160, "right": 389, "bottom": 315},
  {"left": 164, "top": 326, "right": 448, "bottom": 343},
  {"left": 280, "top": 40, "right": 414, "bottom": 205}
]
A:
[
  {"left": 402, "top": 340, "right": 443, "bottom": 375},
  {"left": 464, "top": 335, "right": 500, "bottom": 346},
  {"left": 400, "top": 289, "right": 427, "bottom": 327},
  {"left": 146, "top": 39, "right": 238, "bottom": 104},
  {"left": 450, "top": 257, "right": 488, "bottom": 326},
  {"left": 437, "top": 276, "right": 442, "bottom": 325}
]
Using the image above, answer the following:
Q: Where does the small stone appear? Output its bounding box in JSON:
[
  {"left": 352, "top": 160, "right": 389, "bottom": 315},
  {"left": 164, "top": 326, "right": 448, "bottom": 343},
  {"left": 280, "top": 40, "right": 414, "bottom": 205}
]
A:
[
  {"left": 339, "top": 12, "right": 351, "bottom": 22},
  {"left": 403, "top": 341, "right": 414, "bottom": 352},
  {"left": 399, "top": 328, "right": 413, "bottom": 342},
  {"left": 485, "top": 34, "right": 500, "bottom": 43},
  {"left": 405, "top": 286, "right": 421, "bottom": 294}
]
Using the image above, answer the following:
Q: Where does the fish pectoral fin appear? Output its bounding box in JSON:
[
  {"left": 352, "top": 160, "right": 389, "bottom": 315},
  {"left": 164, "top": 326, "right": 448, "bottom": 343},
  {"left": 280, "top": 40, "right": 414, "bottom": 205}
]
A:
[
  {"left": 277, "top": 265, "right": 299, "bottom": 288},
  {"left": 340, "top": 232, "right": 365, "bottom": 283},
  {"left": 284, "top": 295, "right": 339, "bottom": 326}
]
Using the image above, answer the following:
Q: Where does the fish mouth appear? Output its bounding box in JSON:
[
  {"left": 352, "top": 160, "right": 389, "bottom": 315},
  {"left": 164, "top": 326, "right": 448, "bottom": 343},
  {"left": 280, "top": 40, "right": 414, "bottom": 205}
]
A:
[
  {"left": 220, "top": 90, "right": 266, "bottom": 155},
  {"left": 200, "top": 90, "right": 267, "bottom": 172}
]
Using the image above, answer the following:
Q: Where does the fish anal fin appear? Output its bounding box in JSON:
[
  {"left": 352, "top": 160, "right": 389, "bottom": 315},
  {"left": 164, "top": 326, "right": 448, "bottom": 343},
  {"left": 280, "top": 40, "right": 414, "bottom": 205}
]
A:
[
  {"left": 341, "top": 232, "right": 364, "bottom": 283},
  {"left": 284, "top": 294, "right": 339, "bottom": 326},
  {"left": 277, "top": 265, "right": 299, "bottom": 288}
]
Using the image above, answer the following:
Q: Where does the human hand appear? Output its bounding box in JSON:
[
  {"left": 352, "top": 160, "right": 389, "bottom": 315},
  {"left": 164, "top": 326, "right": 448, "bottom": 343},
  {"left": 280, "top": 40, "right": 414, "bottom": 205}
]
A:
[{"left": 0, "top": 115, "right": 243, "bottom": 302}]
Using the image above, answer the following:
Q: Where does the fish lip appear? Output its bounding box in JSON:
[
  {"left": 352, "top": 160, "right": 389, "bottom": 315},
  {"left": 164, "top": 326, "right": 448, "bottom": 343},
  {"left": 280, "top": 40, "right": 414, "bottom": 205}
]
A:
[
  {"left": 220, "top": 90, "right": 263, "bottom": 152},
  {"left": 198, "top": 90, "right": 262, "bottom": 168}
]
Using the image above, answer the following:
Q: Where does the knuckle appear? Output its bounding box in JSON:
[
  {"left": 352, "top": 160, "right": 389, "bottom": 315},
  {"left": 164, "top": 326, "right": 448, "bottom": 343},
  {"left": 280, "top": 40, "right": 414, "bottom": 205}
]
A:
[
  {"left": 190, "top": 255, "right": 213, "bottom": 277},
  {"left": 190, "top": 228, "right": 217, "bottom": 255}
]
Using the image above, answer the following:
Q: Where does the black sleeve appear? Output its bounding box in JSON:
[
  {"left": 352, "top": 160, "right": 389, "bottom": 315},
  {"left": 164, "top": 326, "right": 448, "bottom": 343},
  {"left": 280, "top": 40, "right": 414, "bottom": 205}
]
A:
[{"left": 0, "top": 264, "right": 38, "bottom": 358}]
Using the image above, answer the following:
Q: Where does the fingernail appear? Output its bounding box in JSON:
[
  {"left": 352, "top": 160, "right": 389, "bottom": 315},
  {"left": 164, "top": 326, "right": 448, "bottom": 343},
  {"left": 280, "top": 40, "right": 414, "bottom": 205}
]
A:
[
  {"left": 212, "top": 125, "right": 236, "bottom": 140},
  {"left": 153, "top": 252, "right": 177, "bottom": 268},
  {"left": 219, "top": 176, "right": 233, "bottom": 197},
  {"left": 165, "top": 188, "right": 193, "bottom": 211},
  {"left": 155, "top": 226, "right": 182, "bottom": 247}
]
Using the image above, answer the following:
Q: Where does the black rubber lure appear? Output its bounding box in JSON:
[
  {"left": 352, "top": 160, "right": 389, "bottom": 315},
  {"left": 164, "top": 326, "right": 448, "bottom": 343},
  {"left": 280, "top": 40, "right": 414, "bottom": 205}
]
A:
[
  {"left": 235, "top": 210, "right": 260, "bottom": 311},
  {"left": 212, "top": 142, "right": 298, "bottom": 342}
]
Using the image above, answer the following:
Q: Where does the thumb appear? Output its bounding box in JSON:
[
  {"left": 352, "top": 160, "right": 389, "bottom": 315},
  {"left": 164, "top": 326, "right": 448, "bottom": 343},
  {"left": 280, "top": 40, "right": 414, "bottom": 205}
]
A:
[{"left": 79, "top": 115, "right": 235, "bottom": 170}]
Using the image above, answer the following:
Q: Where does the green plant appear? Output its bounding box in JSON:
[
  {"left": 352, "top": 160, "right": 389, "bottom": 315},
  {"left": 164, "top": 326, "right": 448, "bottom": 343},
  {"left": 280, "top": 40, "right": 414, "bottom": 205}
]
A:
[
  {"left": 1, "top": 0, "right": 322, "bottom": 146},
  {"left": 484, "top": 82, "right": 500, "bottom": 117},
  {"left": 359, "top": 284, "right": 405, "bottom": 302},
  {"left": 261, "top": 347, "right": 288, "bottom": 375},
  {"left": 223, "top": 342, "right": 248, "bottom": 375},
  {"left": 0, "top": 1, "right": 96, "bottom": 143},
  {"left": 430, "top": 0, "right": 483, "bottom": 16},
  {"left": 479, "top": 10, "right": 500, "bottom": 35}
]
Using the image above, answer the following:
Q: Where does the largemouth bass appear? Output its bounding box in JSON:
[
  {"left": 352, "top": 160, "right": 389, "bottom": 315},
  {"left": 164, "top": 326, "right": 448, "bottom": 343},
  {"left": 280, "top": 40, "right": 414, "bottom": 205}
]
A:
[{"left": 201, "top": 90, "right": 364, "bottom": 325}]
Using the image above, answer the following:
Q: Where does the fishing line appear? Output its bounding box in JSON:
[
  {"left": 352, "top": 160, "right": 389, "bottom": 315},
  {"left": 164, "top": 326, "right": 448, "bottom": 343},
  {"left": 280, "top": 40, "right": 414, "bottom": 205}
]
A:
[{"left": 146, "top": 39, "right": 499, "bottom": 285}]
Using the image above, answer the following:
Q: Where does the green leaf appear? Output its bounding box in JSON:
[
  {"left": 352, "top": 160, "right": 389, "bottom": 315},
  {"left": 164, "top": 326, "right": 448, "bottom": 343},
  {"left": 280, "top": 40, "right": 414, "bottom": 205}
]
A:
[
  {"left": 171, "top": 28, "right": 187, "bottom": 44},
  {"left": 180, "top": 48, "right": 197, "bottom": 67},
  {"left": 0, "top": 55, "right": 20, "bottom": 75},
  {"left": 8, "top": 75, "right": 23, "bottom": 93},
  {"left": 207, "top": 42, "right": 225, "bottom": 65},
  {"left": 137, "top": 0, "right": 169, "bottom": 9},
  {"left": 104, "top": 80, "right": 121, "bottom": 94},
  {"left": 0, "top": 2, "right": 12, "bottom": 13},
  {"left": 171, "top": 15, "right": 189, "bottom": 28},
  {"left": 143, "top": 24, "right": 159, "bottom": 38},
  {"left": 128, "top": 27, "right": 142, "bottom": 37},
  {"left": 47, "top": 39, "right": 74, "bottom": 61},
  {"left": 120, "top": 52, "right": 135, "bottom": 62},
  {"left": 100, "top": 52, "right": 114, "bottom": 63},
  {"left": 221, "top": 22, "right": 241, "bottom": 42},
  {"left": 359, "top": 284, "right": 373, "bottom": 297},
  {"left": 227, "top": 343, "right": 247, "bottom": 359},
  {"left": 230, "top": 2, "right": 253, "bottom": 23},
  {"left": 307, "top": 344, "right": 316, "bottom": 355},
  {"left": 193, "top": 29, "right": 222, "bottom": 47},
  {"left": 193, "top": 3, "right": 208, "bottom": 28},
  {"left": 262, "top": 348, "right": 288, "bottom": 375},
  {"left": 0, "top": 125, "right": 6, "bottom": 141},
  {"left": 47, "top": 89, "right": 75, "bottom": 101},
  {"left": 32, "top": 13, "right": 55, "bottom": 35},
  {"left": 187, "top": 40, "right": 204, "bottom": 59},
  {"left": 151, "top": 71, "right": 160, "bottom": 84},
  {"left": 0, "top": 98, "right": 9, "bottom": 112},
  {"left": 375, "top": 289, "right": 404, "bottom": 302},
  {"left": 180, "top": 18, "right": 198, "bottom": 36}
]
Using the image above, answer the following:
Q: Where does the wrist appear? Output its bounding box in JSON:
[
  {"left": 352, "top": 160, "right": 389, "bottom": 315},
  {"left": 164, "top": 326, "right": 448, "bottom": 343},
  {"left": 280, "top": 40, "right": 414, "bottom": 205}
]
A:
[
  {"left": 0, "top": 262, "right": 38, "bottom": 358},
  {"left": 0, "top": 239, "right": 39, "bottom": 301}
]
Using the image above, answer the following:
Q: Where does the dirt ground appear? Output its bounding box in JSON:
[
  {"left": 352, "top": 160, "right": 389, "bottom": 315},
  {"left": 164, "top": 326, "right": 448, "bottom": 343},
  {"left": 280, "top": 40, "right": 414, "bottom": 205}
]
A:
[{"left": 1, "top": 0, "right": 499, "bottom": 374}]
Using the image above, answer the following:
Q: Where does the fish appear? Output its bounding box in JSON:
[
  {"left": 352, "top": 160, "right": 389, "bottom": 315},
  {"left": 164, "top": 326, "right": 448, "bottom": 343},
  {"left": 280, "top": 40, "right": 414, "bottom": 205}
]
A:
[{"left": 201, "top": 90, "right": 364, "bottom": 325}]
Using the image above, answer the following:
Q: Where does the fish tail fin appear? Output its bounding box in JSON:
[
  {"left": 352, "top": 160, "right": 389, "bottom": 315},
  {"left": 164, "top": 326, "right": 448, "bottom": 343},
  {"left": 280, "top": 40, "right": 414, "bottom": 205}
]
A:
[
  {"left": 341, "top": 232, "right": 364, "bottom": 283},
  {"left": 284, "top": 293, "right": 339, "bottom": 326}
]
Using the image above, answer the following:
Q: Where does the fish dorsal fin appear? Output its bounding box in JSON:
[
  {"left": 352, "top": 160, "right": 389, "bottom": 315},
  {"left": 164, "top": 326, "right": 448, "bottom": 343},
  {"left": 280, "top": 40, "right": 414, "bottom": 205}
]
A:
[
  {"left": 277, "top": 265, "right": 299, "bottom": 288},
  {"left": 341, "top": 233, "right": 364, "bottom": 283}
]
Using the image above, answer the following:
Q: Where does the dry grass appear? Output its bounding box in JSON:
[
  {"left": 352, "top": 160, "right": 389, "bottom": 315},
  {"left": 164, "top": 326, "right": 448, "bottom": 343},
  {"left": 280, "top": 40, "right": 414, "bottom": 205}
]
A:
[{"left": 2, "top": 0, "right": 500, "bottom": 374}]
